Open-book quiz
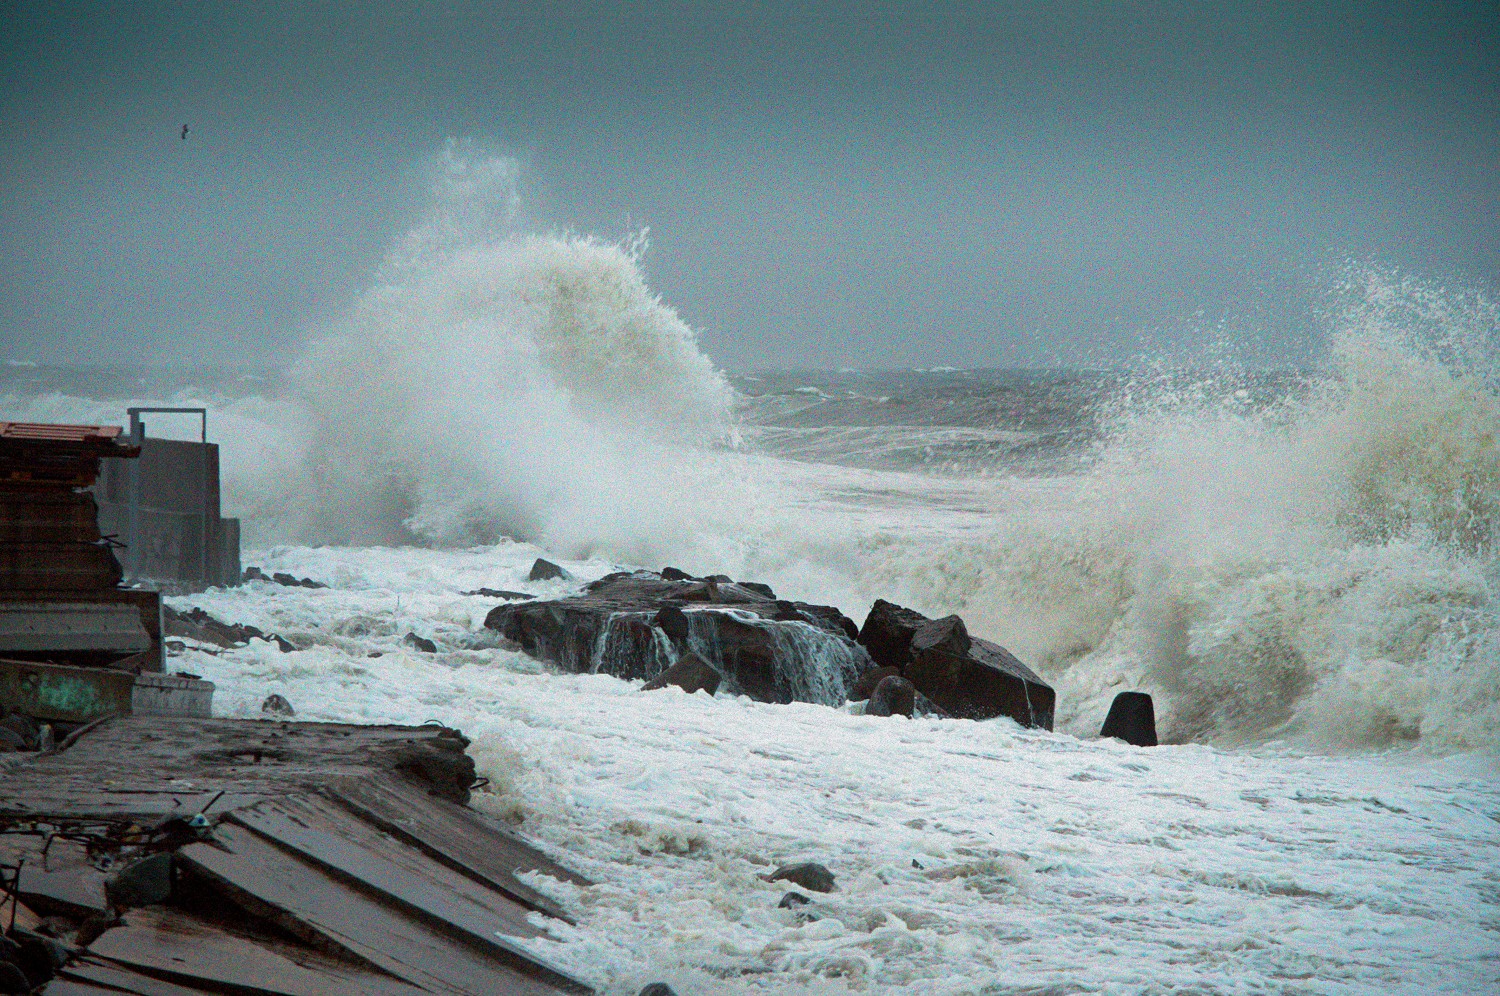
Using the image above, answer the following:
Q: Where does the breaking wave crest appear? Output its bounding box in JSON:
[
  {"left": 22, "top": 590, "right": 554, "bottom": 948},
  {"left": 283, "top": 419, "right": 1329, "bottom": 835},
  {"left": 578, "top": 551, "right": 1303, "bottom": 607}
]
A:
[
  {"left": 859, "top": 271, "right": 1499, "bottom": 754},
  {"left": 267, "top": 143, "right": 736, "bottom": 555}
]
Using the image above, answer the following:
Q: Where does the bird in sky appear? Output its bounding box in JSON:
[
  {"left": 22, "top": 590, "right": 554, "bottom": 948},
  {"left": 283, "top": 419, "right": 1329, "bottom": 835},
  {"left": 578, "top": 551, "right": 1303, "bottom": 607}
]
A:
[{"left": 181, "top": 124, "right": 189, "bottom": 141}]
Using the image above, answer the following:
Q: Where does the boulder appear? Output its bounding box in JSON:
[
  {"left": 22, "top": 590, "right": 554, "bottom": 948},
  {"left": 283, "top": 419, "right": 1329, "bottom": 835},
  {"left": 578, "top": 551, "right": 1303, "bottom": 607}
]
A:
[
  {"left": 261, "top": 694, "right": 295, "bottom": 718},
  {"left": 850, "top": 666, "right": 901, "bottom": 701},
  {"left": 765, "top": 861, "right": 835, "bottom": 893},
  {"left": 638, "top": 986, "right": 677, "bottom": 996},
  {"left": 464, "top": 588, "right": 535, "bottom": 600},
  {"left": 857, "top": 600, "right": 1054, "bottom": 729},
  {"left": 403, "top": 632, "right": 438, "bottom": 654},
  {"left": 642, "top": 653, "right": 722, "bottom": 695},
  {"left": 858, "top": 599, "right": 931, "bottom": 671},
  {"left": 485, "top": 571, "right": 869, "bottom": 705},
  {"left": 104, "top": 853, "right": 172, "bottom": 908},
  {"left": 528, "top": 558, "right": 571, "bottom": 582},
  {"left": 866, "top": 675, "right": 915, "bottom": 717},
  {"left": 1, "top": 712, "right": 40, "bottom": 747},
  {"left": 1099, "top": 692, "right": 1157, "bottom": 747}
]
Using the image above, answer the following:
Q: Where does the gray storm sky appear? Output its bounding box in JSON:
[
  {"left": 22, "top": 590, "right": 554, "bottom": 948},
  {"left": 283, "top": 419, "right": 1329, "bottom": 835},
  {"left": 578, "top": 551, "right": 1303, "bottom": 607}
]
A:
[{"left": 2, "top": 1, "right": 1496, "bottom": 371}]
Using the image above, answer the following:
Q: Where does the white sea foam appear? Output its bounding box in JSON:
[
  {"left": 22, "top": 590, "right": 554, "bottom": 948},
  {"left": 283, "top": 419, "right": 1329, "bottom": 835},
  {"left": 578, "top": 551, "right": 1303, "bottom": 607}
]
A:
[{"left": 172, "top": 546, "right": 1500, "bottom": 994}]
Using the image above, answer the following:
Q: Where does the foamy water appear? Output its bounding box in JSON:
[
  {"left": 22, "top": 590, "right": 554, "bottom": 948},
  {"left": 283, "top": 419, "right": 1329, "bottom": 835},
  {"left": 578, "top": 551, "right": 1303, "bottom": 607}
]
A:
[{"left": 4, "top": 147, "right": 1497, "bottom": 991}]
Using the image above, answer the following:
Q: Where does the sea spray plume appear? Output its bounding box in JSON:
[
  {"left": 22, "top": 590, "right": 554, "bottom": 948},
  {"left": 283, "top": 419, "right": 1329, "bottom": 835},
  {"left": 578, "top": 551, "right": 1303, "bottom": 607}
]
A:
[
  {"left": 284, "top": 147, "right": 735, "bottom": 551},
  {"left": 853, "top": 271, "right": 1499, "bottom": 752}
]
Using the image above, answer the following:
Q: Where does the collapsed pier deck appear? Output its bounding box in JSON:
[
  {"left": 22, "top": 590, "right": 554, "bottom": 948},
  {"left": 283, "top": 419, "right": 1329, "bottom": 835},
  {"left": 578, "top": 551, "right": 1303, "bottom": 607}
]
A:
[{"left": 1, "top": 716, "right": 592, "bottom": 995}]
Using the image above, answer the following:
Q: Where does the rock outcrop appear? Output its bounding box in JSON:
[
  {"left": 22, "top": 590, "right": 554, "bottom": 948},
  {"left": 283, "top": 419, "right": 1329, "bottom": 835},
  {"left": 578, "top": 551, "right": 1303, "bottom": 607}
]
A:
[
  {"left": 1099, "top": 691, "right": 1157, "bottom": 746},
  {"left": 485, "top": 571, "right": 869, "bottom": 705},
  {"left": 854, "top": 600, "right": 1054, "bottom": 729}
]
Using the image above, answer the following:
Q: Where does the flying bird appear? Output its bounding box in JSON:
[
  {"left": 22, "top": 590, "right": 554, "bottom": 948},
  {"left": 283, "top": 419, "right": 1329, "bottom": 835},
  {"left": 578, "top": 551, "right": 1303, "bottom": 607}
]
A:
[{"left": 181, "top": 124, "right": 189, "bottom": 141}]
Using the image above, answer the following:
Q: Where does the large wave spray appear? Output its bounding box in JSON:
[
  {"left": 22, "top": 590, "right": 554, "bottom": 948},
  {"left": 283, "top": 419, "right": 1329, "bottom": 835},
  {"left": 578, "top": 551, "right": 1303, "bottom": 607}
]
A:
[
  {"left": 859, "top": 271, "right": 1499, "bottom": 753},
  {"left": 270, "top": 143, "right": 739, "bottom": 559}
]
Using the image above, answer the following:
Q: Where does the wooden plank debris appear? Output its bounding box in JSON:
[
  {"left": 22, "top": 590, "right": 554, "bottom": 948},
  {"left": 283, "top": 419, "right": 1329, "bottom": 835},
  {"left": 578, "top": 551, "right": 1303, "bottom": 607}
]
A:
[{"left": 4, "top": 716, "right": 594, "bottom": 995}]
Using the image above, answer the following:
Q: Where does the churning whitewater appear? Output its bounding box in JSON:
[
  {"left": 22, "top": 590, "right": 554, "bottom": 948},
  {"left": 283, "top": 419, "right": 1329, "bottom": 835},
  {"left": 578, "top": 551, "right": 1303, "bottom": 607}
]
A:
[{"left": 3, "top": 149, "right": 1497, "bottom": 993}]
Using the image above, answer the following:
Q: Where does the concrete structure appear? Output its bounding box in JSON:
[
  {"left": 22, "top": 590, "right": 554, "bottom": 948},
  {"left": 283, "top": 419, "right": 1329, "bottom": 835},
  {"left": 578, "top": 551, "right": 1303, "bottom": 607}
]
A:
[{"left": 94, "top": 408, "right": 241, "bottom": 594}]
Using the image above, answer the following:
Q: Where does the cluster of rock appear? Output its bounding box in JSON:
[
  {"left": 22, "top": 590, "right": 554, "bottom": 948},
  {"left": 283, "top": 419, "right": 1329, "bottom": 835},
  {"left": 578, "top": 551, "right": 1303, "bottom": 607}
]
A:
[
  {"left": 241, "top": 565, "right": 328, "bottom": 589},
  {"left": 484, "top": 564, "right": 1056, "bottom": 729}
]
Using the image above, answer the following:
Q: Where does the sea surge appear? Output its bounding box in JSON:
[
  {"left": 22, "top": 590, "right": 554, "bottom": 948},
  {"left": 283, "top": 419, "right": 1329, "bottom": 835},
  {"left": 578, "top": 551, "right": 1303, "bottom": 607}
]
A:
[{"left": 5, "top": 149, "right": 1496, "bottom": 756}]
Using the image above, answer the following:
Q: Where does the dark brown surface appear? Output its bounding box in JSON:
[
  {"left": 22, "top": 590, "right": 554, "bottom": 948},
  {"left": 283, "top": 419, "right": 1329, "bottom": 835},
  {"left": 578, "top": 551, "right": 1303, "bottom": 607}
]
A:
[
  {"left": 4, "top": 715, "right": 593, "bottom": 995},
  {"left": 327, "top": 778, "right": 585, "bottom": 921},
  {"left": 180, "top": 824, "right": 579, "bottom": 995},
  {"left": 86, "top": 907, "right": 430, "bottom": 996}
]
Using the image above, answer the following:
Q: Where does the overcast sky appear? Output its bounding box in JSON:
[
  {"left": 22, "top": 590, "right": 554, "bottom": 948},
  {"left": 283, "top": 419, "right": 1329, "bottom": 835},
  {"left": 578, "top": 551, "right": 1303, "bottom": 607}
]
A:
[{"left": 2, "top": 1, "right": 1496, "bottom": 370}]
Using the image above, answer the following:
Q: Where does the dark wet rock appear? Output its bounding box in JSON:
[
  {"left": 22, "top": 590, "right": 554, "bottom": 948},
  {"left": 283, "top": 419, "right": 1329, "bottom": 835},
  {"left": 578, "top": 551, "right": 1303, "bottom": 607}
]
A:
[
  {"left": 777, "top": 891, "right": 812, "bottom": 909},
  {"left": 163, "top": 605, "right": 266, "bottom": 648},
  {"left": 1, "top": 712, "right": 39, "bottom": 747},
  {"left": 858, "top": 599, "right": 930, "bottom": 671},
  {"left": 464, "top": 588, "right": 535, "bottom": 600},
  {"left": 766, "top": 861, "right": 835, "bottom": 893},
  {"left": 0, "top": 727, "right": 27, "bottom": 752},
  {"left": 0, "top": 960, "right": 27, "bottom": 995},
  {"left": 660, "top": 566, "right": 695, "bottom": 581},
  {"left": 269, "top": 634, "right": 296, "bottom": 653},
  {"left": 104, "top": 853, "right": 173, "bottom": 909},
  {"left": 851, "top": 666, "right": 902, "bottom": 701},
  {"left": 242, "top": 565, "right": 270, "bottom": 583},
  {"left": 528, "top": 558, "right": 571, "bottom": 582},
  {"left": 739, "top": 581, "right": 776, "bottom": 599},
  {"left": 269, "top": 571, "right": 327, "bottom": 589},
  {"left": 261, "top": 694, "right": 295, "bottom": 717},
  {"left": 858, "top": 600, "right": 1054, "bottom": 729},
  {"left": 1099, "top": 691, "right": 1157, "bottom": 747},
  {"left": 638, "top": 985, "right": 677, "bottom": 996},
  {"left": 485, "top": 570, "right": 869, "bottom": 705},
  {"left": 653, "top": 604, "right": 690, "bottom": 641},
  {"left": 403, "top": 632, "right": 438, "bottom": 653},
  {"left": 866, "top": 675, "right": 916, "bottom": 718},
  {"left": 641, "top": 653, "right": 722, "bottom": 695}
]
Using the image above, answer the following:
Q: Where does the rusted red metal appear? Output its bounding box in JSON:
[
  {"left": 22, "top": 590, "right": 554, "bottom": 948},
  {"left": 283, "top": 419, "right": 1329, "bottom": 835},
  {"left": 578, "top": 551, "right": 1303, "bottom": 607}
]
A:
[{"left": 0, "top": 422, "right": 123, "bottom": 443}]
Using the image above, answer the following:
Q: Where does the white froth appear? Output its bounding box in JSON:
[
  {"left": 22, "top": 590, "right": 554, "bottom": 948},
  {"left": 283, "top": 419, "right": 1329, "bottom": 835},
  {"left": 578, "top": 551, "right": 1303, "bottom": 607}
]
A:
[{"left": 175, "top": 544, "right": 1499, "bottom": 995}]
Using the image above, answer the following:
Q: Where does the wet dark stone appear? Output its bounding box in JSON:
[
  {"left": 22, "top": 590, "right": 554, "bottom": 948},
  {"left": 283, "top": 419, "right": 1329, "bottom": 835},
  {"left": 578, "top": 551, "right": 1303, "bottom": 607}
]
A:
[
  {"left": 485, "top": 570, "right": 867, "bottom": 705},
  {"left": 1, "top": 712, "right": 39, "bottom": 747},
  {"left": 464, "top": 588, "right": 535, "bottom": 600},
  {"left": 261, "top": 694, "right": 295, "bottom": 717},
  {"left": 866, "top": 675, "right": 916, "bottom": 718},
  {"left": 851, "top": 666, "right": 901, "bottom": 701},
  {"left": 660, "top": 566, "right": 695, "bottom": 581},
  {"left": 1099, "top": 692, "right": 1157, "bottom": 747},
  {"left": 642, "top": 653, "right": 722, "bottom": 695},
  {"left": 862, "top": 601, "right": 1055, "bottom": 729},
  {"left": 403, "top": 632, "right": 438, "bottom": 653},
  {"left": 767, "top": 861, "right": 835, "bottom": 893},
  {"left": 739, "top": 581, "right": 776, "bottom": 599},
  {"left": 0, "top": 960, "right": 28, "bottom": 994},
  {"left": 104, "top": 852, "right": 173, "bottom": 908},
  {"left": 638, "top": 985, "right": 677, "bottom": 996},
  {"left": 528, "top": 558, "right": 571, "bottom": 581},
  {"left": 857, "top": 599, "right": 930, "bottom": 671},
  {"left": 777, "top": 891, "right": 811, "bottom": 909},
  {"left": 653, "top": 604, "right": 690, "bottom": 641},
  {"left": 0, "top": 727, "right": 28, "bottom": 752}
]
